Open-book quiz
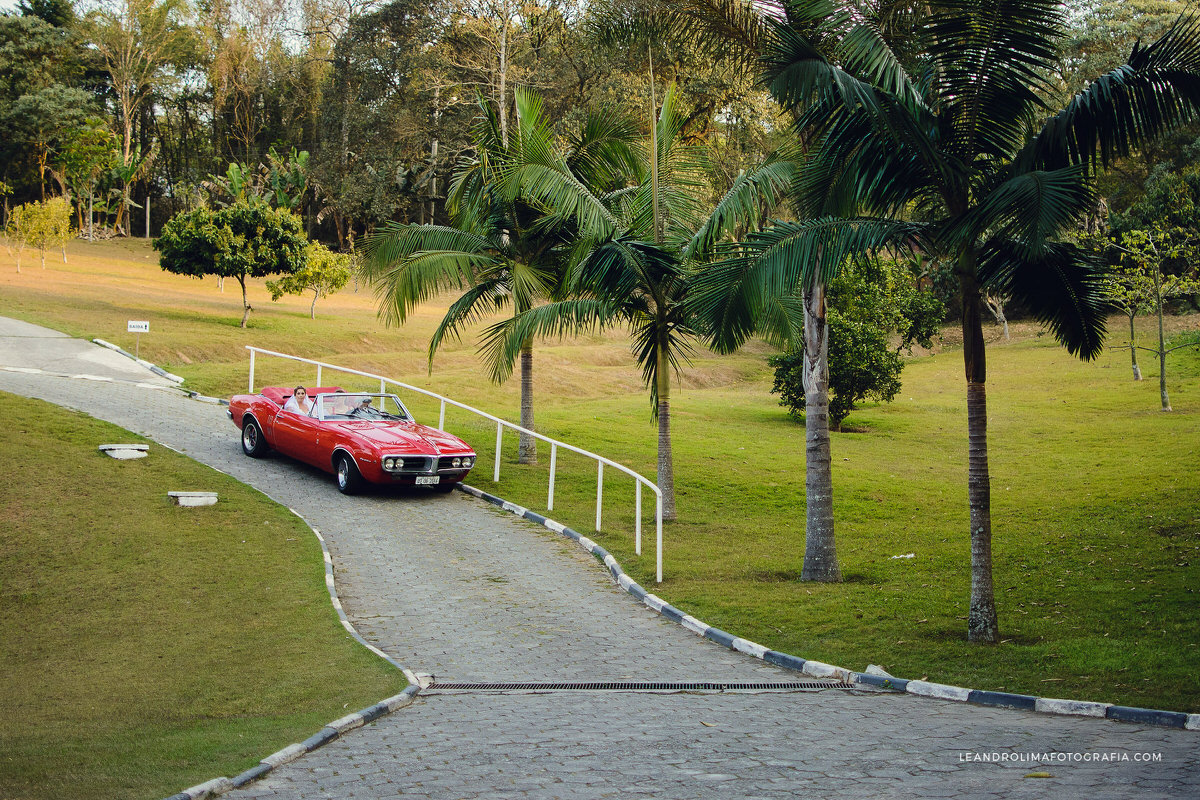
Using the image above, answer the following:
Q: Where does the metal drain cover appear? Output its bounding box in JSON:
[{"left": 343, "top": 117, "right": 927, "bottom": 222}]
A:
[{"left": 426, "top": 681, "right": 849, "bottom": 692}]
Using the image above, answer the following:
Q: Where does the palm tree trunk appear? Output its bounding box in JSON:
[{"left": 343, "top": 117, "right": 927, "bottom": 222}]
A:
[
  {"left": 656, "top": 344, "right": 676, "bottom": 521},
  {"left": 800, "top": 281, "right": 839, "bottom": 582},
  {"left": 518, "top": 338, "right": 537, "bottom": 463},
  {"left": 962, "top": 269, "right": 999, "bottom": 643}
]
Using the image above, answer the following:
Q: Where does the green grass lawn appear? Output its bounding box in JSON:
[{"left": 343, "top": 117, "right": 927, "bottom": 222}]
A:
[
  {"left": 2, "top": 239, "right": 1198, "bottom": 718},
  {"left": 0, "top": 393, "right": 406, "bottom": 800}
]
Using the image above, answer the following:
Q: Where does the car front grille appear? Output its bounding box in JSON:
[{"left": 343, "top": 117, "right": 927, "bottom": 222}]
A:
[
  {"left": 388, "top": 456, "right": 433, "bottom": 473},
  {"left": 384, "top": 455, "right": 473, "bottom": 474}
]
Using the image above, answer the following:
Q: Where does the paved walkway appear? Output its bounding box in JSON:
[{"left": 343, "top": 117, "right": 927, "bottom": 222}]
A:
[{"left": 1, "top": 317, "right": 1196, "bottom": 799}]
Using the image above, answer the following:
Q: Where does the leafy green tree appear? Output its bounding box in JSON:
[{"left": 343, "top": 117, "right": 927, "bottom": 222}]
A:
[
  {"left": 692, "top": 0, "right": 1200, "bottom": 638},
  {"left": 1101, "top": 149, "right": 1200, "bottom": 383},
  {"left": 0, "top": 12, "right": 86, "bottom": 203},
  {"left": 18, "top": 0, "right": 76, "bottom": 28},
  {"left": 1109, "top": 226, "right": 1200, "bottom": 409},
  {"left": 7, "top": 196, "right": 72, "bottom": 271},
  {"left": 313, "top": 0, "right": 461, "bottom": 245},
  {"left": 4, "top": 85, "right": 95, "bottom": 200},
  {"left": 266, "top": 243, "right": 353, "bottom": 319},
  {"left": 50, "top": 116, "right": 120, "bottom": 234},
  {"left": 155, "top": 200, "right": 308, "bottom": 327},
  {"left": 5, "top": 203, "right": 30, "bottom": 272},
  {"left": 769, "top": 259, "right": 942, "bottom": 430}
]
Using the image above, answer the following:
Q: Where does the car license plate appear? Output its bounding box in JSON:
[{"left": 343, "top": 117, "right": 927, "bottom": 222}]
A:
[{"left": 415, "top": 476, "right": 440, "bottom": 485}]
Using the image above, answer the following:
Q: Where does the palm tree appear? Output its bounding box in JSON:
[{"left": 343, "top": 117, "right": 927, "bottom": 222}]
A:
[
  {"left": 695, "top": 0, "right": 1200, "bottom": 640},
  {"left": 362, "top": 92, "right": 638, "bottom": 464},
  {"left": 484, "top": 84, "right": 794, "bottom": 521}
]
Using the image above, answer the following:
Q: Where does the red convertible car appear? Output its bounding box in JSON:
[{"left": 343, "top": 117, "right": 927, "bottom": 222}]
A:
[{"left": 228, "top": 386, "right": 476, "bottom": 494}]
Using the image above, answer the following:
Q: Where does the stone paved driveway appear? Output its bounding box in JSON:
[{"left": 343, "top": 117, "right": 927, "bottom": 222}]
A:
[{"left": 1, "top": 319, "right": 1196, "bottom": 799}]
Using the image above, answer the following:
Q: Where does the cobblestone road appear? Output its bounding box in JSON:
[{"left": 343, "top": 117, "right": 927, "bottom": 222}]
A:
[{"left": 2, "top": 319, "right": 1197, "bottom": 799}]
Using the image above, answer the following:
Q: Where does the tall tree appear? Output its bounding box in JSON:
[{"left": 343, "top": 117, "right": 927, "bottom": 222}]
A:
[
  {"left": 89, "top": 0, "right": 191, "bottom": 234},
  {"left": 362, "top": 91, "right": 637, "bottom": 464},
  {"left": 0, "top": 12, "right": 83, "bottom": 205},
  {"left": 698, "top": 0, "right": 1200, "bottom": 641},
  {"left": 486, "top": 85, "right": 792, "bottom": 519}
]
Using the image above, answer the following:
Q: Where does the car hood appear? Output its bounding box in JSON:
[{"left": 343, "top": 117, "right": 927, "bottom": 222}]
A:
[{"left": 331, "top": 421, "right": 473, "bottom": 454}]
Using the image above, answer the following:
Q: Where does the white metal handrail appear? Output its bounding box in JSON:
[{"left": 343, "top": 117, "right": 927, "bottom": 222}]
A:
[{"left": 246, "top": 346, "right": 664, "bottom": 582}]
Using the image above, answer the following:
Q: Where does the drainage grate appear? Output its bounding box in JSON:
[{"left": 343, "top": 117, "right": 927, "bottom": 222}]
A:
[{"left": 426, "top": 681, "right": 849, "bottom": 692}]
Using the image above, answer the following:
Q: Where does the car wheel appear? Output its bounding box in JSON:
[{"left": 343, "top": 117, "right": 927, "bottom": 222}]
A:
[
  {"left": 241, "top": 418, "right": 268, "bottom": 457},
  {"left": 335, "top": 453, "right": 364, "bottom": 495}
]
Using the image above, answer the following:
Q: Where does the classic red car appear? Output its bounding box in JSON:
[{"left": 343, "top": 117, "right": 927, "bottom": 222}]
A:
[{"left": 228, "top": 386, "right": 476, "bottom": 494}]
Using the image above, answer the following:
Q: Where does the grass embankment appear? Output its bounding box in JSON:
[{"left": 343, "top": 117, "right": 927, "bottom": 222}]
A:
[
  {"left": 0, "top": 393, "right": 406, "bottom": 800},
  {"left": 1, "top": 239, "right": 1198, "bottom": 715}
]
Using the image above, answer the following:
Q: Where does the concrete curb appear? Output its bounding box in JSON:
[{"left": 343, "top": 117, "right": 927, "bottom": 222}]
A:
[
  {"left": 92, "top": 338, "right": 186, "bottom": 383},
  {"left": 457, "top": 482, "right": 1197, "bottom": 732},
  {"left": 162, "top": 685, "right": 423, "bottom": 800},
  {"left": 86, "top": 338, "right": 228, "bottom": 406},
  {"left": 155, "top": 478, "right": 422, "bottom": 800}
]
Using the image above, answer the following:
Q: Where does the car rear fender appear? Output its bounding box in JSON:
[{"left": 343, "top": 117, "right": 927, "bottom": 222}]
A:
[{"left": 240, "top": 410, "right": 264, "bottom": 434}]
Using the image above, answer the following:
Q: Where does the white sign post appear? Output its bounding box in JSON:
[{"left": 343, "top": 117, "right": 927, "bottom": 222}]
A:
[{"left": 128, "top": 320, "right": 150, "bottom": 359}]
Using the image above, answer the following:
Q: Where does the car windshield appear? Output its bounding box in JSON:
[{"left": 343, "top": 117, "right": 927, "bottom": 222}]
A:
[{"left": 315, "top": 393, "right": 411, "bottom": 422}]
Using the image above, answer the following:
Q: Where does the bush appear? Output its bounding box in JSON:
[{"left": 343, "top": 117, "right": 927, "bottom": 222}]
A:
[
  {"left": 769, "top": 258, "right": 943, "bottom": 430},
  {"left": 155, "top": 199, "right": 308, "bottom": 327}
]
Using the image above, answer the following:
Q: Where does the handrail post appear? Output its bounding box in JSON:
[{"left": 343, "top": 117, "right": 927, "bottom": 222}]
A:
[
  {"left": 656, "top": 495, "right": 663, "bottom": 583},
  {"left": 547, "top": 443, "right": 557, "bottom": 511},
  {"left": 595, "top": 462, "right": 604, "bottom": 532},
  {"left": 494, "top": 423, "right": 503, "bottom": 482},
  {"left": 635, "top": 482, "right": 642, "bottom": 556},
  {"left": 316, "top": 364, "right": 322, "bottom": 386},
  {"left": 380, "top": 377, "right": 386, "bottom": 393},
  {"left": 248, "top": 349, "right": 255, "bottom": 393},
  {"left": 438, "top": 400, "right": 446, "bottom": 431}
]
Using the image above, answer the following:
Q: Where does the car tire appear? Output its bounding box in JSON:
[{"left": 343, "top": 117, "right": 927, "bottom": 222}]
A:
[
  {"left": 335, "top": 453, "right": 364, "bottom": 495},
  {"left": 434, "top": 481, "right": 457, "bottom": 494},
  {"left": 241, "top": 418, "right": 268, "bottom": 457}
]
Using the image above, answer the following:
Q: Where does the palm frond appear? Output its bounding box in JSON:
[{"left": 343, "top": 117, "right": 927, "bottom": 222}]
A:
[
  {"left": 927, "top": 0, "right": 1063, "bottom": 162},
  {"left": 629, "top": 312, "right": 698, "bottom": 411},
  {"left": 786, "top": 0, "right": 926, "bottom": 110},
  {"left": 566, "top": 111, "right": 643, "bottom": 192},
  {"left": 763, "top": 18, "right": 954, "bottom": 207},
  {"left": 1019, "top": 13, "right": 1200, "bottom": 172},
  {"left": 977, "top": 238, "right": 1108, "bottom": 360},
  {"left": 360, "top": 224, "right": 502, "bottom": 326},
  {"left": 690, "top": 216, "right": 925, "bottom": 353},
  {"left": 479, "top": 298, "right": 621, "bottom": 382},
  {"left": 948, "top": 165, "right": 1096, "bottom": 256},
  {"left": 502, "top": 88, "right": 624, "bottom": 239},
  {"left": 428, "top": 277, "right": 512, "bottom": 369},
  {"left": 574, "top": 236, "right": 683, "bottom": 306},
  {"left": 589, "top": 0, "right": 772, "bottom": 70},
  {"left": 685, "top": 156, "right": 797, "bottom": 259}
]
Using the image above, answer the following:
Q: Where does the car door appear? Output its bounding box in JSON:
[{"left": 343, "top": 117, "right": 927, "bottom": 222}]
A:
[{"left": 272, "top": 406, "right": 324, "bottom": 468}]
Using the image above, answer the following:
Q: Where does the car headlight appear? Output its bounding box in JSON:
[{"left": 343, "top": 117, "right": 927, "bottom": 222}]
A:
[
  {"left": 452, "top": 457, "right": 461, "bottom": 468},
  {"left": 383, "top": 457, "right": 395, "bottom": 470},
  {"left": 462, "top": 456, "right": 474, "bottom": 468}
]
